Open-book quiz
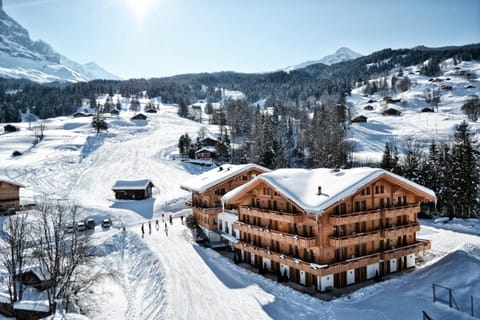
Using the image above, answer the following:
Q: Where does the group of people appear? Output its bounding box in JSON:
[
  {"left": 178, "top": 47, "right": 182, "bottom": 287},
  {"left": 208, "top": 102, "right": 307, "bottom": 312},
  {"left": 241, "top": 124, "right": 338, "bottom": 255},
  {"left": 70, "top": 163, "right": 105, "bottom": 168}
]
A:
[{"left": 140, "top": 213, "right": 184, "bottom": 237}]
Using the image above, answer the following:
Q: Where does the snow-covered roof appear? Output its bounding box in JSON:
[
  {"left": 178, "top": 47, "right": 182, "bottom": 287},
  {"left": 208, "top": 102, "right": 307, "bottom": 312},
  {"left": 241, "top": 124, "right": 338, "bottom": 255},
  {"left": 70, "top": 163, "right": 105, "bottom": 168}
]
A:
[
  {"left": 22, "top": 265, "right": 51, "bottom": 281},
  {"left": 180, "top": 164, "right": 270, "bottom": 193},
  {"left": 0, "top": 176, "right": 25, "bottom": 188},
  {"left": 14, "top": 299, "right": 50, "bottom": 312},
  {"left": 0, "top": 292, "right": 10, "bottom": 303},
  {"left": 222, "top": 167, "right": 436, "bottom": 214},
  {"left": 195, "top": 146, "right": 217, "bottom": 154},
  {"left": 112, "top": 179, "right": 154, "bottom": 190}
]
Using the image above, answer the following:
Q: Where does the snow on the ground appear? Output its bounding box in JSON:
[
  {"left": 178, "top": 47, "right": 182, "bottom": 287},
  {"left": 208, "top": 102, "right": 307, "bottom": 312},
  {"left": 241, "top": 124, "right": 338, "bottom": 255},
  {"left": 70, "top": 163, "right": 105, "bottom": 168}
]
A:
[
  {"left": 1, "top": 101, "right": 480, "bottom": 319},
  {"left": 347, "top": 59, "right": 480, "bottom": 161}
]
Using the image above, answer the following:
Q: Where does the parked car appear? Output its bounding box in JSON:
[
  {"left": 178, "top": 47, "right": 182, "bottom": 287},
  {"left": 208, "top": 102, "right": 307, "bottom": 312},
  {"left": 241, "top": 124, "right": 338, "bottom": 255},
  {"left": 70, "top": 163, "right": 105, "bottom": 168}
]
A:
[
  {"left": 101, "top": 218, "right": 112, "bottom": 228},
  {"left": 77, "top": 221, "right": 87, "bottom": 231},
  {"left": 85, "top": 218, "right": 95, "bottom": 229},
  {"left": 63, "top": 223, "right": 75, "bottom": 233}
]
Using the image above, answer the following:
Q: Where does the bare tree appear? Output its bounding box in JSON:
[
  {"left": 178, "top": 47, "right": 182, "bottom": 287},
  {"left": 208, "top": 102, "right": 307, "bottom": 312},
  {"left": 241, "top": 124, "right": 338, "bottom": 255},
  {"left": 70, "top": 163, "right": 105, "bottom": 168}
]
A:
[
  {"left": 31, "top": 200, "right": 91, "bottom": 313},
  {"left": 0, "top": 213, "right": 29, "bottom": 303},
  {"left": 424, "top": 88, "right": 441, "bottom": 112}
]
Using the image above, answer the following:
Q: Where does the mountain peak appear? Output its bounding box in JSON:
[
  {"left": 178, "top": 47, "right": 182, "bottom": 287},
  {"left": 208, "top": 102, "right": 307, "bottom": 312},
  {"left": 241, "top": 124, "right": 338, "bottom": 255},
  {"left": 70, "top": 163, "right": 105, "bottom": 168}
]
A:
[{"left": 283, "top": 47, "right": 363, "bottom": 72}]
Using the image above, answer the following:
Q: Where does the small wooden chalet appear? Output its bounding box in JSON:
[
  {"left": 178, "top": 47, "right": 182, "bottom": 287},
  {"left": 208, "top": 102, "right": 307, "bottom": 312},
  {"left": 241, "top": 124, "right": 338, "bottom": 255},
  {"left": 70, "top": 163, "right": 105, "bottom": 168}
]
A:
[
  {"left": 112, "top": 179, "right": 154, "bottom": 200},
  {"left": 383, "top": 108, "right": 401, "bottom": 116},
  {"left": 180, "top": 164, "right": 270, "bottom": 242},
  {"left": 364, "top": 105, "right": 374, "bottom": 111},
  {"left": 3, "top": 124, "right": 19, "bottom": 133},
  {"left": 145, "top": 107, "right": 158, "bottom": 113},
  {"left": 195, "top": 146, "right": 217, "bottom": 160},
  {"left": 110, "top": 109, "right": 120, "bottom": 115},
  {"left": 421, "top": 107, "right": 434, "bottom": 113},
  {"left": 351, "top": 115, "right": 368, "bottom": 123},
  {"left": 13, "top": 300, "right": 51, "bottom": 320},
  {"left": 0, "top": 177, "right": 24, "bottom": 211},
  {"left": 16, "top": 266, "right": 52, "bottom": 291},
  {"left": 131, "top": 113, "right": 147, "bottom": 121},
  {"left": 72, "top": 112, "right": 92, "bottom": 118}
]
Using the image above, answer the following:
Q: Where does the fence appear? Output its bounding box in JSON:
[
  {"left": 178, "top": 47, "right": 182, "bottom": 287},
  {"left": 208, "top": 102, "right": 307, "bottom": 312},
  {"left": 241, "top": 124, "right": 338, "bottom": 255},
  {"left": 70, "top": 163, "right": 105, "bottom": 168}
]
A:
[{"left": 433, "top": 283, "right": 480, "bottom": 318}]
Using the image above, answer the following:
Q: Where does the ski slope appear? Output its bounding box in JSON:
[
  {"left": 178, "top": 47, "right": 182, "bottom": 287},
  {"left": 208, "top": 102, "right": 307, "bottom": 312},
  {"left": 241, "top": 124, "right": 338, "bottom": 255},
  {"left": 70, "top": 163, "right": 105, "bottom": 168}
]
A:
[{"left": 1, "top": 104, "right": 480, "bottom": 319}]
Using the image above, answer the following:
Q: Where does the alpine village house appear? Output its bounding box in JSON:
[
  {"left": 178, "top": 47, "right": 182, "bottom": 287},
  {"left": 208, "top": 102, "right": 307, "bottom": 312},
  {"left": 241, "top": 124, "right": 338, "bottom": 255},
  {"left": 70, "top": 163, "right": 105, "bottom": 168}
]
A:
[
  {"left": 181, "top": 164, "right": 270, "bottom": 242},
  {"left": 183, "top": 165, "right": 436, "bottom": 292}
]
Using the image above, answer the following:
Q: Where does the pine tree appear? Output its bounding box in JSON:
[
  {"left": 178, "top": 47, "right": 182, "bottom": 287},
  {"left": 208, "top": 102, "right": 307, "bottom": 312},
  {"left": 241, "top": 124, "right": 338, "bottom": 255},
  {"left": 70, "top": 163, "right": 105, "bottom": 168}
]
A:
[{"left": 91, "top": 111, "right": 108, "bottom": 133}]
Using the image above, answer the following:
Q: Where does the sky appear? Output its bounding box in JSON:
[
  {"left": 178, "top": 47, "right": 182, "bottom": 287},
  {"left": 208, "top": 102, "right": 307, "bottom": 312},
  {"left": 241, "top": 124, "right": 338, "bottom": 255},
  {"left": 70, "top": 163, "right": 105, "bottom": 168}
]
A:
[{"left": 3, "top": 0, "right": 480, "bottom": 79}]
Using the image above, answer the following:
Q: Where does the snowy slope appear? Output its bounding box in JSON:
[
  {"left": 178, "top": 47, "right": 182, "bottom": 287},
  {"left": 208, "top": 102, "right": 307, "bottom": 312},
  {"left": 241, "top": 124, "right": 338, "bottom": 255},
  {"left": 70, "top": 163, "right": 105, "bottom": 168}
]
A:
[
  {"left": 0, "top": 6, "right": 120, "bottom": 82},
  {"left": 347, "top": 59, "right": 480, "bottom": 161},
  {"left": 1, "top": 103, "right": 480, "bottom": 319},
  {"left": 283, "top": 47, "right": 363, "bottom": 72}
]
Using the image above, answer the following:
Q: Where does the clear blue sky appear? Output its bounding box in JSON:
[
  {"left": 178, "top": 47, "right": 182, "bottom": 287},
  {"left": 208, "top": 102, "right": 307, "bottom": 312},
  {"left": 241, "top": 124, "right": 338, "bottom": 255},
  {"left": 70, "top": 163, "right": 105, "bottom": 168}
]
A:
[{"left": 4, "top": 0, "right": 480, "bottom": 79}]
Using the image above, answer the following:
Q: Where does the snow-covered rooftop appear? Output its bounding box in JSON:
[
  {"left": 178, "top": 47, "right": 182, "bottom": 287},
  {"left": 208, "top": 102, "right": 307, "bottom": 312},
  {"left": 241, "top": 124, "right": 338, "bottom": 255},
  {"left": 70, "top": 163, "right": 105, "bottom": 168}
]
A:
[
  {"left": 0, "top": 176, "right": 25, "bottom": 188},
  {"left": 14, "top": 299, "right": 50, "bottom": 312},
  {"left": 195, "top": 146, "right": 217, "bottom": 154},
  {"left": 111, "top": 179, "right": 154, "bottom": 191},
  {"left": 223, "top": 167, "right": 436, "bottom": 214},
  {"left": 180, "top": 164, "right": 270, "bottom": 193}
]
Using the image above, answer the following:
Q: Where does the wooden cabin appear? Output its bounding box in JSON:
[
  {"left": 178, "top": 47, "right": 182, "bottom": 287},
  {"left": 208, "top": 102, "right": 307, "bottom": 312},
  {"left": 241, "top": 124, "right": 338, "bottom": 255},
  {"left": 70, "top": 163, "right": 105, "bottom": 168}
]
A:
[
  {"left": 16, "top": 267, "right": 52, "bottom": 291},
  {"left": 223, "top": 167, "right": 435, "bottom": 292},
  {"left": 131, "top": 113, "right": 147, "bottom": 121},
  {"left": 421, "top": 107, "right": 434, "bottom": 113},
  {"left": 72, "top": 112, "right": 92, "bottom": 118},
  {"left": 363, "top": 105, "right": 375, "bottom": 111},
  {"left": 0, "top": 178, "right": 24, "bottom": 212},
  {"left": 180, "top": 164, "right": 269, "bottom": 242},
  {"left": 195, "top": 147, "right": 217, "bottom": 160},
  {"left": 351, "top": 115, "right": 368, "bottom": 123},
  {"left": 383, "top": 108, "right": 401, "bottom": 116},
  {"left": 110, "top": 109, "right": 120, "bottom": 115},
  {"left": 145, "top": 108, "right": 158, "bottom": 113},
  {"left": 112, "top": 179, "right": 154, "bottom": 200},
  {"left": 3, "top": 124, "right": 19, "bottom": 133}
]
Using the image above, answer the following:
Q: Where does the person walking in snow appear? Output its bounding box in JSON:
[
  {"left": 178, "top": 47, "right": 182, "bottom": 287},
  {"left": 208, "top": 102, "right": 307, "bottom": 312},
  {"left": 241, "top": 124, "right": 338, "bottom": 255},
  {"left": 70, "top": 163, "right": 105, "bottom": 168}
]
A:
[
  {"left": 180, "top": 215, "right": 184, "bottom": 225},
  {"left": 141, "top": 223, "right": 144, "bottom": 237},
  {"left": 155, "top": 219, "right": 159, "bottom": 231},
  {"left": 161, "top": 213, "right": 165, "bottom": 222},
  {"left": 164, "top": 222, "right": 168, "bottom": 236},
  {"left": 148, "top": 220, "right": 152, "bottom": 234},
  {"left": 169, "top": 215, "right": 173, "bottom": 225}
]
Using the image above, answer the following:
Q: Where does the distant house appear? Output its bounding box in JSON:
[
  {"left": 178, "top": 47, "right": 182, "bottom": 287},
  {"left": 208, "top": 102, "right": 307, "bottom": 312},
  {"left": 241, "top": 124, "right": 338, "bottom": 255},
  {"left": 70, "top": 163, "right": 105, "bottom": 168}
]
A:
[
  {"left": 144, "top": 107, "right": 157, "bottom": 113},
  {"left": 13, "top": 300, "right": 51, "bottom": 320},
  {"left": 112, "top": 179, "right": 154, "bottom": 200},
  {"left": 110, "top": 109, "right": 120, "bottom": 115},
  {"left": 421, "top": 107, "right": 434, "bottom": 113},
  {"left": 383, "top": 108, "right": 401, "bottom": 116},
  {"left": 3, "top": 124, "right": 19, "bottom": 133},
  {"left": 441, "top": 85, "right": 452, "bottom": 90},
  {"left": 0, "top": 293, "right": 13, "bottom": 317},
  {"left": 364, "top": 105, "right": 374, "bottom": 111},
  {"left": 465, "top": 84, "right": 476, "bottom": 89},
  {"left": 196, "top": 146, "right": 217, "bottom": 160},
  {"left": 131, "top": 113, "right": 147, "bottom": 121},
  {"left": 0, "top": 177, "right": 24, "bottom": 212},
  {"left": 16, "top": 266, "right": 52, "bottom": 291},
  {"left": 199, "top": 136, "right": 219, "bottom": 147},
  {"left": 72, "top": 112, "right": 92, "bottom": 118},
  {"left": 351, "top": 115, "right": 368, "bottom": 123}
]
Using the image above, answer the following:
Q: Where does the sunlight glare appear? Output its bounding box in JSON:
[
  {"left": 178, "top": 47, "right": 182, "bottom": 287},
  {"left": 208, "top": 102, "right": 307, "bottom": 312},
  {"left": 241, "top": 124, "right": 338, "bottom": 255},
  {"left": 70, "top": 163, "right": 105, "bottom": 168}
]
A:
[{"left": 125, "top": 0, "right": 153, "bottom": 20}]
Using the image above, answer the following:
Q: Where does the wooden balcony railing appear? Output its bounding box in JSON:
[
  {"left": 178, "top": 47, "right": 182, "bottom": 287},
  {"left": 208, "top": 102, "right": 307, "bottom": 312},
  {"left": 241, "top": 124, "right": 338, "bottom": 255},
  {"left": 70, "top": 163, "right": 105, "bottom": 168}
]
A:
[
  {"left": 381, "top": 204, "right": 419, "bottom": 219},
  {"left": 234, "top": 221, "right": 317, "bottom": 248},
  {"left": 329, "top": 229, "right": 380, "bottom": 247},
  {"left": 239, "top": 206, "right": 305, "bottom": 224},
  {"left": 329, "top": 209, "right": 381, "bottom": 225},
  {"left": 380, "top": 222, "right": 420, "bottom": 238},
  {"left": 381, "top": 239, "right": 431, "bottom": 261}
]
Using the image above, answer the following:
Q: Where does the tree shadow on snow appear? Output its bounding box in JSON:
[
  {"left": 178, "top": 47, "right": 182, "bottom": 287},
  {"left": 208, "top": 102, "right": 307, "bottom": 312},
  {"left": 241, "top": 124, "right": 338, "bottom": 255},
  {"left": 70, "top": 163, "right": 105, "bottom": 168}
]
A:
[{"left": 110, "top": 197, "right": 155, "bottom": 219}]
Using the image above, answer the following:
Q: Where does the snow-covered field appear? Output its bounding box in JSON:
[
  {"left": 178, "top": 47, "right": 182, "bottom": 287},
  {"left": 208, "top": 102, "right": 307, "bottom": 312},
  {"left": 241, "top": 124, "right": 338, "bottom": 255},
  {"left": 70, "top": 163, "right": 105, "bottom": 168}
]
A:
[
  {"left": 1, "top": 103, "right": 480, "bottom": 320},
  {"left": 347, "top": 59, "right": 480, "bottom": 161}
]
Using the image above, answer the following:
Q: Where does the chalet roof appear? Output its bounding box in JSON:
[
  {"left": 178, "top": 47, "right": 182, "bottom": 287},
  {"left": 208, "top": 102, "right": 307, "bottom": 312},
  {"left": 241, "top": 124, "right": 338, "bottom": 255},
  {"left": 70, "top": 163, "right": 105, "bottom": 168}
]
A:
[
  {"left": 195, "top": 146, "right": 217, "bottom": 154},
  {"left": 13, "top": 300, "right": 50, "bottom": 312},
  {"left": 112, "top": 179, "right": 154, "bottom": 191},
  {"left": 0, "top": 176, "right": 25, "bottom": 188},
  {"left": 180, "top": 163, "right": 270, "bottom": 193},
  {"left": 222, "top": 167, "right": 436, "bottom": 215}
]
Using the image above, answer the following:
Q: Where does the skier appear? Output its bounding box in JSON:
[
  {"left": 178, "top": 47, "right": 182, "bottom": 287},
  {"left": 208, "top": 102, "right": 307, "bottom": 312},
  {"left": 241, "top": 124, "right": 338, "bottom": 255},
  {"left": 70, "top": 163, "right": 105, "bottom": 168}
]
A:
[
  {"left": 155, "top": 219, "right": 159, "bottom": 230},
  {"left": 161, "top": 213, "right": 165, "bottom": 222},
  {"left": 141, "top": 223, "right": 144, "bottom": 237},
  {"left": 164, "top": 222, "right": 168, "bottom": 236},
  {"left": 169, "top": 215, "right": 173, "bottom": 225},
  {"left": 148, "top": 220, "right": 152, "bottom": 234},
  {"left": 180, "top": 215, "right": 184, "bottom": 225}
]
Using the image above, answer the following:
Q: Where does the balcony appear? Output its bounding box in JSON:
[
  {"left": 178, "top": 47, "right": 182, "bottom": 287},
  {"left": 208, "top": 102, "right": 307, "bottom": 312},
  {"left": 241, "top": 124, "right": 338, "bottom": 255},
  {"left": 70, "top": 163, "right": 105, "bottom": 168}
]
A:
[
  {"left": 381, "top": 239, "right": 431, "bottom": 261},
  {"left": 381, "top": 204, "right": 419, "bottom": 219},
  {"left": 234, "top": 221, "right": 317, "bottom": 248},
  {"left": 329, "top": 229, "right": 380, "bottom": 247},
  {"left": 380, "top": 222, "right": 420, "bottom": 238},
  {"left": 185, "top": 200, "right": 193, "bottom": 207},
  {"left": 329, "top": 209, "right": 381, "bottom": 225},
  {"left": 240, "top": 206, "right": 305, "bottom": 224}
]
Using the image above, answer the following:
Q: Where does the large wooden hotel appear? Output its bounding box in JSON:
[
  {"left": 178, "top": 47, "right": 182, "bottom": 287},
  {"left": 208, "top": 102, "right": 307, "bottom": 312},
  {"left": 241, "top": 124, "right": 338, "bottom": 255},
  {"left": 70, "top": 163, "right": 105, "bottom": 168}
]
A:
[{"left": 182, "top": 165, "right": 435, "bottom": 292}]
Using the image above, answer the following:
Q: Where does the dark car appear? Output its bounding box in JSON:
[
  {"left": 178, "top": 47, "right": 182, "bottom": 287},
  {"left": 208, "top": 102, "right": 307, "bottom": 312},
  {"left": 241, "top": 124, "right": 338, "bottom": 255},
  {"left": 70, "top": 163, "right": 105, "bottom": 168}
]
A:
[
  {"left": 77, "top": 221, "right": 87, "bottom": 231},
  {"left": 85, "top": 218, "right": 95, "bottom": 229},
  {"left": 101, "top": 218, "right": 112, "bottom": 228},
  {"left": 63, "top": 223, "right": 75, "bottom": 233}
]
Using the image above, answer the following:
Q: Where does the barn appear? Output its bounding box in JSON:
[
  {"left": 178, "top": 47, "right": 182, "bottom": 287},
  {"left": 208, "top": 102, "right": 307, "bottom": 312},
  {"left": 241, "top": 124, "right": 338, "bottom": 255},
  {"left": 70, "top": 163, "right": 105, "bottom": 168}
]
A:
[
  {"left": 112, "top": 179, "right": 154, "bottom": 200},
  {"left": 0, "top": 177, "right": 24, "bottom": 212}
]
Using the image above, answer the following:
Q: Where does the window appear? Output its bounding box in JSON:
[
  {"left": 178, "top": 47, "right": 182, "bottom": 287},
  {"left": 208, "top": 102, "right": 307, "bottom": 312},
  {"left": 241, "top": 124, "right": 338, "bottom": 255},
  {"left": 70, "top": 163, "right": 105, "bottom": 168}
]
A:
[
  {"left": 361, "top": 200, "right": 367, "bottom": 211},
  {"left": 380, "top": 185, "right": 384, "bottom": 193},
  {"left": 375, "top": 186, "right": 379, "bottom": 194},
  {"left": 354, "top": 201, "right": 360, "bottom": 212},
  {"left": 242, "top": 175, "right": 248, "bottom": 181},
  {"left": 366, "top": 187, "right": 370, "bottom": 195},
  {"left": 340, "top": 203, "right": 347, "bottom": 215}
]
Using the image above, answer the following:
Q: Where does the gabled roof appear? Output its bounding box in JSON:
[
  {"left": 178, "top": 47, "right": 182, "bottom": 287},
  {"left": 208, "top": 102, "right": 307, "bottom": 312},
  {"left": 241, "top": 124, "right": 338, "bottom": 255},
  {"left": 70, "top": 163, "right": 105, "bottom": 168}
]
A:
[
  {"left": 180, "top": 163, "right": 270, "bottom": 193},
  {"left": 222, "top": 167, "right": 436, "bottom": 215},
  {"left": 112, "top": 179, "right": 154, "bottom": 190},
  {"left": 0, "top": 176, "right": 25, "bottom": 188},
  {"left": 195, "top": 146, "right": 217, "bottom": 154}
]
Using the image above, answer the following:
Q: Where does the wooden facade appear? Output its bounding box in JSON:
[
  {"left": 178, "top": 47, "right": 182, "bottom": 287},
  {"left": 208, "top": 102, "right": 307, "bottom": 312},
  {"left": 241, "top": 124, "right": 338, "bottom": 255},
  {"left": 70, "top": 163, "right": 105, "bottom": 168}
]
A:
[
  {"left": 181, "top": 164, "right": 269, "bottom": 240},
  {"left": 112, "top": 179, "right": 154, "bottom": 200},
  {"left": 225, "top": 169, "right": 435, "bottom": 292},
  {"left": 0, "top": 179, "right": 24, "bottom": 211}
]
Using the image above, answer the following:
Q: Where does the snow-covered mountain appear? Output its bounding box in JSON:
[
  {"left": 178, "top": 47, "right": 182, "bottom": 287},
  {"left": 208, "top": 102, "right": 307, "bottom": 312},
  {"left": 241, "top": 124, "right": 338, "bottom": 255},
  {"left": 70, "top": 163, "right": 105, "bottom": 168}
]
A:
[
  {"left": 284, "top": 47, "right": 363, "bottom": 72},
  {"left": 0, "top": 4, "right": 120, "bottom": 83}
]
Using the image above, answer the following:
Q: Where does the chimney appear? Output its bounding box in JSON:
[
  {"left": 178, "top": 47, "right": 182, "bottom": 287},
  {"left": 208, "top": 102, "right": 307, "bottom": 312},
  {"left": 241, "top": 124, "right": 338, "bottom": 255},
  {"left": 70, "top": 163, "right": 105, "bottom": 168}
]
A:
[{"left": 317, "top": 186, "right": 322, "bottom": 195}]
